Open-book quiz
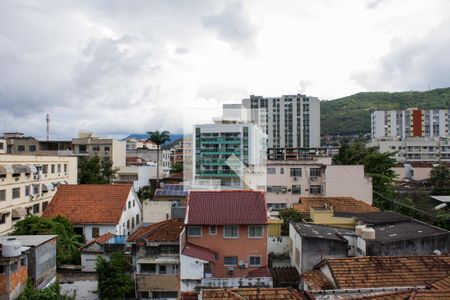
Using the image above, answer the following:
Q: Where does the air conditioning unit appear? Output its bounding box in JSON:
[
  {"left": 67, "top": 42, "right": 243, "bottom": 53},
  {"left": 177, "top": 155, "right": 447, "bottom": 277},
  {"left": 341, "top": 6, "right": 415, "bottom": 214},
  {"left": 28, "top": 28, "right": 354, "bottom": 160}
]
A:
[
  {"left": 293, "top": 177, "right": 297, "bottom": 181},
  {"left": 282, "top": 188, "right": 287, "bottom": 193},
  {"left": 227, "top": 267, "right": 234, "bottom": 275},
  {"left": 238, "top": 261, "right": 248, "bottom": 269}
]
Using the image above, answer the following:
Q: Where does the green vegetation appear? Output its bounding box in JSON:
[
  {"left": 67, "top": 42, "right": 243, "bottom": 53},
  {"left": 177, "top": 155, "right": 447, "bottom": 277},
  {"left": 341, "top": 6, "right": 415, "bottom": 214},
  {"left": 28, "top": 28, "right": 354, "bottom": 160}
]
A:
[
  {"left": 321, "top": 87, "right": 450, "bottom": 136},
  {"left": 279, "top": 209, "right": 304, "bottom": 235},
  {"left": 78, "top": 156, "right": 119, "bottom": 184},
  {"left": 428, "top": 164, "right": 450, "bottom": 195},
  {"left": 147, "top": 130, "right": 171, "bottom": 189},
  {"left": 96, "top": 252, "right": 134, "bottom": 300},
  {"left": 136, "top": 185, "right": 154, "bottom": 202},
  {"left": 19, "top": 280, "right": 75, "bottom": 300},
  {"left": 171, "top": 162, "right": 183, "bottom": 173},
  {"left": 12, "top": 216, "right": 83, "bottom": 265}
]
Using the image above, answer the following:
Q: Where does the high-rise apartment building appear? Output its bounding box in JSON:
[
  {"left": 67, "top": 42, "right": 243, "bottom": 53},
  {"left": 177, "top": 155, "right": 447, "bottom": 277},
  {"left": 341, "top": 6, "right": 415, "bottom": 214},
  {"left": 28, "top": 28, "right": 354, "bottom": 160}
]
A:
[
  {"left": 194, "top": 121, "right": 266, "bottom": 189},
  {"left": 242, "top": 94, "right": 320, "bottom": 148},
  {"left": 371, "top": 109, "right": 450, "bottom": 140}
]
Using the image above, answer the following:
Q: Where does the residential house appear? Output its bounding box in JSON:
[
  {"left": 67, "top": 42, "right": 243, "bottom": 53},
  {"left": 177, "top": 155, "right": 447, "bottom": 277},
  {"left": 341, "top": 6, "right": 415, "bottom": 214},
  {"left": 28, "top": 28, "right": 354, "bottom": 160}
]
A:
[
  {"left": 180, "top": 191, "right": 271, "bottom": 292},
  {"left": 200, "top": 288, "right": 305, "bottom": 300},
  {"left": 72, "top": 132, "right": 126, "bottom": 168},
  {"left": 302, "top": 255, "right": 450, "bottom": 299},
  {"left": 42, "top": 184, "right": 142, "bottom": 240},
  {"left": 127, "top": 218, "right": 184, "bottom": 300},
  {"left": 289, "top": 211, "right": 450, "bottom": 274},
  {"left": 0, "top": 154, "right": 77, "bottom": 235},
  {"left": 266, "top": 160, "right": 373, "bottom": 209},
  {"left": 79, "top": 232, "right": 127, "bottom": 272},
  {"left": 113, "top": 165, "right": 158, "bottom": 191}
]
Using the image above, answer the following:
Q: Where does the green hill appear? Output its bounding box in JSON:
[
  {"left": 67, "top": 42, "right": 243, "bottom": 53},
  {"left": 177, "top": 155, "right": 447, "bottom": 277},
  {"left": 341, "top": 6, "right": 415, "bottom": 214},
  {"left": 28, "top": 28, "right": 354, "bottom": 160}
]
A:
[{"left": 321, "top": 88, "right": 450, "bottom": 136}]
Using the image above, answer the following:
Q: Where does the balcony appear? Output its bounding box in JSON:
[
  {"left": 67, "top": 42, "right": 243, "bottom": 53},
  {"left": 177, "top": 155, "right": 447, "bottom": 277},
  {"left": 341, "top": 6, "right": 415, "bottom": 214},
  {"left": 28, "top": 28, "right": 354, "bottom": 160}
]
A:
[{"left": 200, "top": 267, "right": 272, "bottom": 288}]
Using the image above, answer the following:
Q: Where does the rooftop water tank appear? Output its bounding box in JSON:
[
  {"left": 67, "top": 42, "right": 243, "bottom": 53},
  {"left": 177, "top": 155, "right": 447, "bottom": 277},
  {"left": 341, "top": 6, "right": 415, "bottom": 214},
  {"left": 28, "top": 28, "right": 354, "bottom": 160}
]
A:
[
  {"left": 361, "top": 227, "right": 376, "bottom": 240},
  {"left": 2, "top": 238, "right": 22, "bottom": 257},
  {"left": 355, "top": 225, "right": 366, "bottom": 236}
]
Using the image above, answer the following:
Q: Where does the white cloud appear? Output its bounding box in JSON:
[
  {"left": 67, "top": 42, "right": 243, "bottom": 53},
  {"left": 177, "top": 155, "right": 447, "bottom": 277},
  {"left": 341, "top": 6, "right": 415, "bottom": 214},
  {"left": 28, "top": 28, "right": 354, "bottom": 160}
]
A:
[{"left": 0, "top": 0, "right": 449, "bottom": 138}]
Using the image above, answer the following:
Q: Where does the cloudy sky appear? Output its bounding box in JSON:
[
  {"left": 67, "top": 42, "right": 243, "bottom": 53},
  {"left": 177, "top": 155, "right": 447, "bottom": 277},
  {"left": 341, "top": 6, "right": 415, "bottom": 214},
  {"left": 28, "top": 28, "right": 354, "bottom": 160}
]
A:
[{"left": 1, "top": 0, "right": 450, "bottom": 139}]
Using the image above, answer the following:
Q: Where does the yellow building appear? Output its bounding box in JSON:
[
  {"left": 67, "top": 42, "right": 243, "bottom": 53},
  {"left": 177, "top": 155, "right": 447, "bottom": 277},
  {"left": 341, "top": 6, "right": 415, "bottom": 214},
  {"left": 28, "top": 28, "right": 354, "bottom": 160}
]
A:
[
  {"left": 309, "top": 207, "right": 356, "bottom": 229},
  {"left": 268, "top": 216, "right": 283, "bottom": 236}
]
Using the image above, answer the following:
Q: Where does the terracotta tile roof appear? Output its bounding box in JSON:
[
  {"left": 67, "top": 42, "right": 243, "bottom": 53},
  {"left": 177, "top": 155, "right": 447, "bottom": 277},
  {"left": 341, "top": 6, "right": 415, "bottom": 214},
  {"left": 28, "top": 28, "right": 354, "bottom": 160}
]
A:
[
  {"left": 42, "top": 184, "right": 132, "bottom": 225},
  {"left": 430, "top": 275, "right": 450, "bottom": 290},
  {"left": 353, "top": 289, "right": 450, "bottom": 300},
  {"left": 294, "top": 197, "right": 379, "bottom": 214},
  {"left": 322, "top": 255, "right": 450, "bottom": 289},
  {"left": 186, "top": 191, "right": 267, "bottom": 225},
  {"left": 180, "top": 292, "right": 199, "bottom": 300},
  {"left": 80, "top": 232, "right": 115, "bottom": 251},
  {"left": 182, "top": 243, "right": 217, "bottom": 262},
  {"left": 201, "top": 288, "right": 305, "bottom": 299},
  {"left": 302, "top": 269, "right": 334, "bottom": 290},
  {"left": 127, "top": 218, "right": 183, "bottom": 243},
  {"left": 247, "top": 267, "right": 271, "bottom": 278}
]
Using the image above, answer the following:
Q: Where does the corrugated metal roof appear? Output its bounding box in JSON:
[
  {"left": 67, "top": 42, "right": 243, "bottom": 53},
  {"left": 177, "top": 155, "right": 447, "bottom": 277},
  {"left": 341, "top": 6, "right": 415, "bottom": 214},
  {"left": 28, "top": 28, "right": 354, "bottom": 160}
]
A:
[{"left": 0, "top": 235, "right": 57, "bottom": 247}]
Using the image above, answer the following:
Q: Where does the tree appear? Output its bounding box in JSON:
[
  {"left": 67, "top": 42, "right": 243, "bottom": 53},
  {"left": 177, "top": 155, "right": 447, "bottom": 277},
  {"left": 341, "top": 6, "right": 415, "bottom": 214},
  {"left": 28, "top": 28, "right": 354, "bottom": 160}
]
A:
[
  {"left": 428, "top": 164, "right": 450, "bottom": 195},
  {"left": 171, "top": 162, "right": 183, "bottom": 173},
  {"left": 12, "top": 216, "right": 83, "bottom": 265},
  {"left": 78, "top": 156, "right": 118, "bottom": 184},
  {"left": 96, "top": 252, "right": 134, "bottom": 300},
  {"left": 278, "top": 209, "right": 304, "bottom": 236},
  {"left": 19, "top": 280, "right": 76, "bottom": 300},
  {"left": 147, "top": 130, "right": 170, "bottom": 188},
  {"left": 136, "top": 185, "right": 154, "bottom": 202}
]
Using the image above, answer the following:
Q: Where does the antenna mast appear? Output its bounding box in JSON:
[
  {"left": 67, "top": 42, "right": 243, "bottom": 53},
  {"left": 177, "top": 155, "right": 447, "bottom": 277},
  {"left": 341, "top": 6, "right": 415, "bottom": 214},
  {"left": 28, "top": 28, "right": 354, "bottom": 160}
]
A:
[{"left": 46, "top": 114, "right": 50, "bottom": 141}]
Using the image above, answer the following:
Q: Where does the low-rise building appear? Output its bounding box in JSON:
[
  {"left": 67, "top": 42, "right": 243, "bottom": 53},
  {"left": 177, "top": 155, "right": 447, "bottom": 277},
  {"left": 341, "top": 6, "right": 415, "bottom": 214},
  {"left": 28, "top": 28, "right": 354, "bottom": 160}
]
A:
[
  {"left": 72, "top": 132, "right": 126, "bottom": 168},
  {"left": 293, "top": 197, "right": 379, "bottom": 216},
  {"left": 266, "top": 160, "right": 372, "bottom": 209},
  {"left": 302, "top": 255, "right": 450, "bottom": 299},
  {"left": 42, "top": 184, "right": 142, "bottom": 240},
  {"left": 180, "top": 190, "right": 271, "bottom": 292},
  {"left": 114, "top": 165, "right": 159, "bottom": 191},
  {"left": 127, "top": 218, "right": 184, "bottom": 300},
  {"left": 79, "top": 232, "right": 127, "bottom": 272},
  {"left": 0, "top": 154, "right": 77, "bottom": 235}
]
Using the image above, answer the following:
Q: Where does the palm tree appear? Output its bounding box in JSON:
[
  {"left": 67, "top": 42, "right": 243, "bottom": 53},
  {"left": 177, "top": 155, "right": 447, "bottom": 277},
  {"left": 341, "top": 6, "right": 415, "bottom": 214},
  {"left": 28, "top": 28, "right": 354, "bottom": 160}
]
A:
[{"left": 147, "top": 130, "right": 170, "bottom": 188}]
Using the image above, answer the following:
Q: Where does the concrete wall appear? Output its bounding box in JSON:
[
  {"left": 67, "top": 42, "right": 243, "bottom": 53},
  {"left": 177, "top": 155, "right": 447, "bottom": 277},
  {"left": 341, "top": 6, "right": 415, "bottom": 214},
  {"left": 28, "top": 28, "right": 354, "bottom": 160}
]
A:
[
  {"left": 112, "top": 140, "right": 126, "bottom": 168},
  {"left": 268, "top": 236, "right": 289, "bottom": 256},
  {"left": 136, "top": 274, "right": 179, "bottom": 292},
  {"left": 366, "top": 234, "right": 450, "bottom": 256},
  {"left": 81, "top": 253, "right": 98, "bottom": 272},
  {"left": 33, "top": 239, "right": 57, "bottom": 289},
  {"left": 325, "top": 165, "right": 373, "bottom": 205},
  {"left": 300, "top": 237, "right": 348, "bottom": 273},
  {"left": 143, "top": 201, "right": 171, "bottom": 224},
  {"left": 393, "top": 166, "right": 432, "bottom": 181},
  {"left": 78, "top": 224, "right": 117, "bottom": 242}
]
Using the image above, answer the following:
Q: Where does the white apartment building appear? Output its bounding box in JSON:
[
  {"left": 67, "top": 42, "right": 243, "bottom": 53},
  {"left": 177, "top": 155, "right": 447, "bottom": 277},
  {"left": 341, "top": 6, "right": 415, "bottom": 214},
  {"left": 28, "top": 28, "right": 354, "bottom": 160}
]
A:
[
  {"left": 266, "top": 158, "right": 372, "bottom": 209},
  {"left": 194, "top": 121, "right": 267, "bottom": 189},
  {"left": 0, "top": 154, "right": 78, "bottom": 235},
  {"left": 371, "top": 108, "right": 450, "bottom": 140},
  {"left": 72, "top": 132, "right": 126, "bottom": 168},
  {"left": 367, "top": 136, "right": 450, "bottom": 162},
  {"left": 242, "top": 94, "right": 320, "bottom": 148}
]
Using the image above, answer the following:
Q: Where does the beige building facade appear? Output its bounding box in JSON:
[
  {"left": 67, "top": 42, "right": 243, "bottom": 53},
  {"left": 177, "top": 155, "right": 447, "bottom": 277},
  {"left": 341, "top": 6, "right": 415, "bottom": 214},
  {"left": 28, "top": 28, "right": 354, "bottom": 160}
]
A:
[
  {"left": 72, "top": 132, "right": 126, "bottom": 168},
  {"left": 0, "top": 154, "right": 78, "bottom": 235},
  {"left": 266, "top": 158, "right": 372, "bottom": 209}
]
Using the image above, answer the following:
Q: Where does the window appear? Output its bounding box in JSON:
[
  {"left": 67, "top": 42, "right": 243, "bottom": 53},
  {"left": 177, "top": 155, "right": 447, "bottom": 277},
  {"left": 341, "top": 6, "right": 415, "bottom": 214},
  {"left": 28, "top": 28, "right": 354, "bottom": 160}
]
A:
[
  {"left": 0, "top": 142, "right": 3, "bottom": 150},
  {"left": 57, "top": 164, "right": 61, "bottom": 173},
  {"left": 92, "top": 146, "right": 100, "bottom": 152},
  {"left": 64, "top": 164, "right": 68, "bottom": 173},
  {"left": 51, "top": 164, "right": 55, "bottom": 174},
  {"left": 79, "top": 145, "right": 87, "bottom": 153},
  {"left": 290, "top": 168, "right": 302, "bottom": 177},
  {"left": 248, "top": 226, "right": 263, "bottom": 238},
  {"left": 310, "top": 185, "right": 322, "bottom": 195},
  {"left": 224, "top": 226, "right": 239, "bottom": 238},
  {"left": 141, "top": 263, "right": 156, "bottom": 273},
  {"left": 33, "top": 184, "right": 40, "bottom": 195},
  {"left": 127, "top": 220, "right": 130, "bottom": 229},
  {"left": 249, "top": 256, "right": 261, "bottom": 266},
  {"left": 24, "top": 186, "right": 30, "bottom": 197},
  {"left": 209, "top": 225, "right": 217, "bottom": 235},
  {"left": 310, "top": 168, "right": 321, "bottom": 177},
  {"left": 131, "top": 217, "right": 135, "bottom": 229},
  {"left": 92, "top": 227, "right": 99, "bottom": 238},
  {"left": 152, "top": 292, "right": 178, "bottom": 299},
  {"left": 159, "top": 265, "right": 166, "bottom": 274},
  {"left": 0, "top": 214, "right": 6, "bottom": 224},
  {"left": 29, "top": 145, "right": 36, "bottom": 152},
  {"left": 280, "top": 168, "right": 284, "bottom": 174},
  {"left": 133, "top": 200, "right": 135, "bottom": 207},
  {"left": 136, "top": 214, "right": 140, "bottom": 225},
  {"left": 42, "top": 165, "right": 48, "bottom": 174},
  {"left": 224, "top": 256, "right": 238, "bottom": 266},
  {"left": 17, "top": 145, "right": 25, "bottom": 152},
  {"left": 33, "top": 204, "right": 39, "bottom": 214},
  {"left": 0, "top": 190, "right": 5, "bottom": 201},
  {"left": 104, "top": 146, "right": 110, "bottom": 152},
  {"left": 42, "top": 201, "right": 48, "bottom": 211},
  {"left": 12, "top": 188, "right": 20, "bottom": 199},
  {"left": 267, "top": 168, "right": 276, "bottom": 174},
  {"left": 292, "top": 185, "right": 301, "bottom": 194},
  {"left": 140, "top": 292, "right": 149, "bottom": 298},
  {"left": 187, "top": 226, "right": 202, "bottom": 237},
  {"left": 128, "top": 201, "right": 131, "bottom": 209}
]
